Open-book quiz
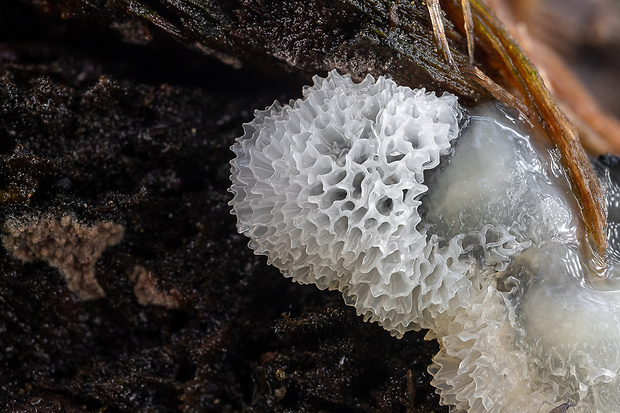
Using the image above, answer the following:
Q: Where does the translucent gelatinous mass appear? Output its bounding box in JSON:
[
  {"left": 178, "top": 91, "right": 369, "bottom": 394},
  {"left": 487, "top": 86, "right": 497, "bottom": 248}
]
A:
[{"left": 229, "top": 70, "right": 620, "bottom": 412}]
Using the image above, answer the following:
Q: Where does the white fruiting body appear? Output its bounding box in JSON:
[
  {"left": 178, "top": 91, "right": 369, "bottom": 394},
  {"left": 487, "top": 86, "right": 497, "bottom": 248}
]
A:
[
  {"left": 230, "top": 70, "right": 471, "bottom": 336},
  {"left": 229, "top": 70, "right": 620, "bottom": 412}
]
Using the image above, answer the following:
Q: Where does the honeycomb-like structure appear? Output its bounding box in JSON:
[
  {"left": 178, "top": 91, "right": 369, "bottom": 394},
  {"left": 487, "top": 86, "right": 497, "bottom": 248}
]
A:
[
  {"left": 229, "top": 70, "right": 470, "bottom": 336},
  {"left": 229, "top": 71, "right": 620, "bottom": 412}
]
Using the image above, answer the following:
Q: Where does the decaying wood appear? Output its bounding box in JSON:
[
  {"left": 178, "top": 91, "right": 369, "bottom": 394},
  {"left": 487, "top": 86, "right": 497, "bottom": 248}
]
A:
[
  {"left": 25, "top": 0, "right": 610, "bottom": 268},
  {"left": 30, "top": 0, "right": 488, "bottom": 103}
]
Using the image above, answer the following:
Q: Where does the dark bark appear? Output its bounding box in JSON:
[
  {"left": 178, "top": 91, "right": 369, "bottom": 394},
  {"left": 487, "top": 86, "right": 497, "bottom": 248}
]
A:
[
  {"left": 22, "top": 0, "right": 488, "bottom": 104},
  {"left": 0, "top": 1, "right": 453, "bottom": 412}
]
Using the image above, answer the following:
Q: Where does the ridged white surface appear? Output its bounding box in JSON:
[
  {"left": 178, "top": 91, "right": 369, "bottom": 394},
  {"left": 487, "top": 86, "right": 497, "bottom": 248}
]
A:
[
  {"left": 229, "top": 71, "right": 620, "bottom": 412},
  {"left": 422, "top": 105, "right": 620, "bottom": 412},
  {"left": 230, "top": 70, "right": 470, "bottom": 336},
  {"left": 430, "top": 244, "right": 620, "bottom": 413},
  {"left": 429, "top": 284, "right": 556, "bottom": 413}
]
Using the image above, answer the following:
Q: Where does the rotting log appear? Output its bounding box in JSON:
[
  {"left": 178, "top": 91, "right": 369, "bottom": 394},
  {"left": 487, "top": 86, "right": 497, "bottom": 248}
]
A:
[
  {"left": 23, "top": 0, "right": 489, "bottom": 103},
  {"left": 24, "top": 0, "right": 608, "bottom": 262}
]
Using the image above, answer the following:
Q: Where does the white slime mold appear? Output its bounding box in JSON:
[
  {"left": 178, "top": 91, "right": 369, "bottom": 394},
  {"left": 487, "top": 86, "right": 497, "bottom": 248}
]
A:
[{"left": 228, "top": 70, "right": 620, "bottom": 412}]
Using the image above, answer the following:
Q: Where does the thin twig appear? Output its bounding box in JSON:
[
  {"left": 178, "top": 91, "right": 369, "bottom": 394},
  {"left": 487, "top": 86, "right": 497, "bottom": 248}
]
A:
[
  {"left": 425, "top": 0, "right": 457, "bottom": 69},
  {"left": 460, "top": 65, "right": 535, "bottom": 122},
  {"left": 461, "top": 0, "right": 474, "bottom": 65}
]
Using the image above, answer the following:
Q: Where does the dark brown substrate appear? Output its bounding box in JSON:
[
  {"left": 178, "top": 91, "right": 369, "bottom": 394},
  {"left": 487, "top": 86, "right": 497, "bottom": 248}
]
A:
[{"left": 0, "top": 2, "right": 446, "bottom": 412}]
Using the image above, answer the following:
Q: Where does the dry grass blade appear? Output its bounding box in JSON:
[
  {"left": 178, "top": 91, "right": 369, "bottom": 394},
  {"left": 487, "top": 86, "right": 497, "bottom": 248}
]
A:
[
  {"left": 426, "top": 0, "right": 457, "bottom": 69},
  {"left": 461, "top": 0, "right": 474, "bottom": 65}
]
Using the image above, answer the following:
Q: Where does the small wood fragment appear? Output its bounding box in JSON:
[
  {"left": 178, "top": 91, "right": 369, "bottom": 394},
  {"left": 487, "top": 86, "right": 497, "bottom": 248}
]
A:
[{"left": 406, "top": 369, "right": 416, "bottom": 413}]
